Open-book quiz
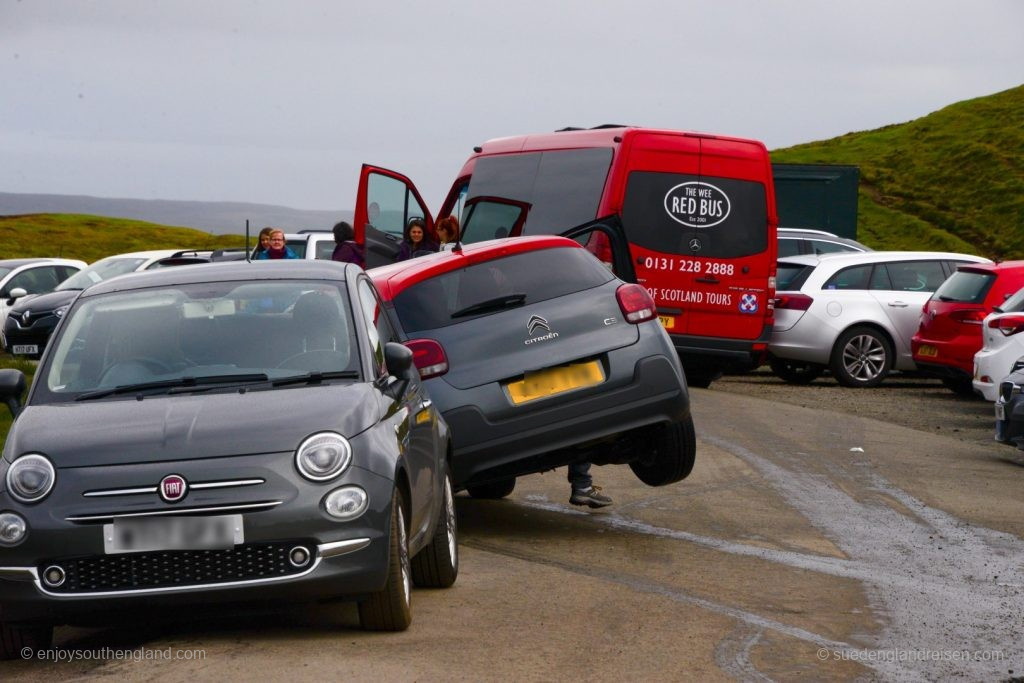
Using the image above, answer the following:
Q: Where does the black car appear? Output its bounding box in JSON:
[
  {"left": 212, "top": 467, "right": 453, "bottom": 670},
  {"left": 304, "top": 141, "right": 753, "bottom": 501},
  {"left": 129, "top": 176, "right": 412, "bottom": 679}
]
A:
[
  {"left": 5, "top": 250, "right": 220, "bottom": 359},
  {"left": 995, "top": 360, "right": 1024, "bottom": 450},
  {"left": 0, "top": 260, "right": 457, "bottom": 654},
  {"left": 369, "top": 235, "right": 696, "bottom": 499}
]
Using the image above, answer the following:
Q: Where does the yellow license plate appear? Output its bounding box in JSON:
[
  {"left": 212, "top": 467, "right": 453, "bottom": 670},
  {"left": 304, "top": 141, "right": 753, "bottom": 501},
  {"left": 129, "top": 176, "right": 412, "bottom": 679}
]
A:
[
  {"left": 918, "top": 345, "right": 938, "bottom": 358},
  {"left": 658, "top": 316, "right": 675, "bottom": 330},
  {"left": 506, "top": 361, "right": 605, "bottom": 405}
]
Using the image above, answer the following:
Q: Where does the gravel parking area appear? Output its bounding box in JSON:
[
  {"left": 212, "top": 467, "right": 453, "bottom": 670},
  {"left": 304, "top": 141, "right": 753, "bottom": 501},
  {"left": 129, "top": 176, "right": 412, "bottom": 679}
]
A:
[{"left": 710, "top": 368, "right": 1001, "bottom": 450}]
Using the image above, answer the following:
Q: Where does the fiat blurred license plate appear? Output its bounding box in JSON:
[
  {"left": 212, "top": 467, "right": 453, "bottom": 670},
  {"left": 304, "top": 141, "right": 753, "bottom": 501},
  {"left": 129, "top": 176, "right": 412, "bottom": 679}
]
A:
[
  {"left": 506, "top": 361, "right": 604, "bottom": 405},
  {"left": 104, "top": 514, "right": 243, "bottom": 554}
]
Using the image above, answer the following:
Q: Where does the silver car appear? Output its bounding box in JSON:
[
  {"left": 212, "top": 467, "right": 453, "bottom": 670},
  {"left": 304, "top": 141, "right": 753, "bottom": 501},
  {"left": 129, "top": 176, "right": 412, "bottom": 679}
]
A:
[
  {"left": 777, "top": 227, "right": 871, "bottom": 258},
  {"left": 769, "top": 251, "right": 991, "bottom": 387}
]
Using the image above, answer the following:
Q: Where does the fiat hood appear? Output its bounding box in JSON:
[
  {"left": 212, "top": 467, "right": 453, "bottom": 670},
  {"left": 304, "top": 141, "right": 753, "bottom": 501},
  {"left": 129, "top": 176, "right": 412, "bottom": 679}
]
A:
[{"left": 5, "top": 383, "right": 381, "bottom": 468}]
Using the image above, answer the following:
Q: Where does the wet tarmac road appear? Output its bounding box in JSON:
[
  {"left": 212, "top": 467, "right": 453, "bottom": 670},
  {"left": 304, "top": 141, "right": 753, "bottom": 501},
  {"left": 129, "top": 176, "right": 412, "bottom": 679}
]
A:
[{"left": 3, "top": 386, "right": 1023, "bottom": 681}]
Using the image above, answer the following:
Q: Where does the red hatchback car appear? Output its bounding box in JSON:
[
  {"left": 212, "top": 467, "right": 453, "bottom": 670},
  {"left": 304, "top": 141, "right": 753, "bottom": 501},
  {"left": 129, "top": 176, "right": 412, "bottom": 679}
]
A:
[{"left": 912, "top": 261, "right": 1024, "bottom": 395}]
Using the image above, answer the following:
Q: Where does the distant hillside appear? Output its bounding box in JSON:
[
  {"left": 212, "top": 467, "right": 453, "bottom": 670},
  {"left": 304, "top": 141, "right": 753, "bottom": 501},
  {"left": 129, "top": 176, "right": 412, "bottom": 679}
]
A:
[
  {"left": 0, "top": 192, "right": 351, "bottom": 235},
  {"left": 772, "top": 84, "right": 1024, "bottom": 259},
  {"left": 0, "top": 214, "right": 245, "bottom": 263}
]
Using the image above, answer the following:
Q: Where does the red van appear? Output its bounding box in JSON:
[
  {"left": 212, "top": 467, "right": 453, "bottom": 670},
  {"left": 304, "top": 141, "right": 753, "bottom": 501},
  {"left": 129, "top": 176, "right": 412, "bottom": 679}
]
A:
[{"left": 353, "top": 126, "right": 778, "bottom": 386}]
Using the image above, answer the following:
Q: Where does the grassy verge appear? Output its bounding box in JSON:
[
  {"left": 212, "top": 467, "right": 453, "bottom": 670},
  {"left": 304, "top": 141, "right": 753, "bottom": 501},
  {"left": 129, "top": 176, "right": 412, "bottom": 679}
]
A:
[{"left": 0, "top": 213, "right": 246, "bottom": 263}]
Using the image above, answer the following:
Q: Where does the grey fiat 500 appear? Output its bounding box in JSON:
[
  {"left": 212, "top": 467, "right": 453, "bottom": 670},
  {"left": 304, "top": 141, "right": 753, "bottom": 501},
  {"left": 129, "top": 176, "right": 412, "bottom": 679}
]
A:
[{"left": 0, "top": 260, "right": 457, "bottom": 655}]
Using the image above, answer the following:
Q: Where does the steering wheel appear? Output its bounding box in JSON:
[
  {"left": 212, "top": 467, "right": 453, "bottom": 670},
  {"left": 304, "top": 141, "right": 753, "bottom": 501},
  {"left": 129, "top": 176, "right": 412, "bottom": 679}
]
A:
[
  {"left": 276, "top": 350, "right": 349, "bottom": 372},
  {"left": 98, "top": 357, "right": 173, "bottom": 385}
]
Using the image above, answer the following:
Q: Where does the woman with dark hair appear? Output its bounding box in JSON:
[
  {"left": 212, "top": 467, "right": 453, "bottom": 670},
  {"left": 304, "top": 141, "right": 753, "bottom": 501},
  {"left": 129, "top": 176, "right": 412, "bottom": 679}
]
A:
[
  {"left": 396, "top": 218, "right": 437, "bottom": 261},
  {"left": 330, "top": 221, "right": 364, "bottom": 266},
  {"left": 253, "top": 226, "right": 274, "bottom": 258}
]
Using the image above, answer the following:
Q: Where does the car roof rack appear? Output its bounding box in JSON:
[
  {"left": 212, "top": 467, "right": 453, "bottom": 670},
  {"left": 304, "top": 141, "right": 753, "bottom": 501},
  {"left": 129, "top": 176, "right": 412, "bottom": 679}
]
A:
[{"left": 555, "top": 124, "right": 631, "bottom": 132}]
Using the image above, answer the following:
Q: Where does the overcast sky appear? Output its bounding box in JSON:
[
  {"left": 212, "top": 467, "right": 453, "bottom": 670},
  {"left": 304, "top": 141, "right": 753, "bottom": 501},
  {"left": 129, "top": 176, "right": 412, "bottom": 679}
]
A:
[{"left": 2, "top": 0, "right": 1021, "bottom": 212}]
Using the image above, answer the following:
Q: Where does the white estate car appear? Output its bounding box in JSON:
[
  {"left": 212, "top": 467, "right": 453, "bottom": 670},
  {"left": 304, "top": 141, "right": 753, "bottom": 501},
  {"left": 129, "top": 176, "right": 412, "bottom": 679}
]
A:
[
  {"left": 777, "top": 228, "right": 871, "bottom": 258},
  {"left": 769, "top": 251, "right": 991, "bottom": 387},
  {"left": 0, "top": 257, "right": 86, "bottom": 321},
  {"left": 973, "top": 286, "right": 1024, "bottom": 401}
]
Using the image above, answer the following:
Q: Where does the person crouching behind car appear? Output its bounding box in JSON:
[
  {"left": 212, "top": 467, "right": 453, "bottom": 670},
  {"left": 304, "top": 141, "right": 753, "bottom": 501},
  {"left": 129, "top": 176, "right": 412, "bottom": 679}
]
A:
[
  {"left": 257, "top": 229, "right": 298, "bottom": 260},
  {"left": 331, "top": 221, "right": 364, "bottom": 267},
  {"left": 396, "top": 218, "right": 437, "bottom": 261}
]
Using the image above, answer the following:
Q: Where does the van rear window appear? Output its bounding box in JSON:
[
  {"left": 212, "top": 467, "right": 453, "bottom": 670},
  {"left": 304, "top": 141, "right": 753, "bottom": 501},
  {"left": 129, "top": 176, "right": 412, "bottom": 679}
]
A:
[
  {"left": 462, "top": 148, "right": 613, "bottom": 241},
  {"left": 391, "top": 247, "right": 614, "bottom": 333},
  {"left": 932, "top": 270, "right": 994, "bottom": 304},
  {"left": 621, "top": 172, "right": 768, "bottom": 258}
]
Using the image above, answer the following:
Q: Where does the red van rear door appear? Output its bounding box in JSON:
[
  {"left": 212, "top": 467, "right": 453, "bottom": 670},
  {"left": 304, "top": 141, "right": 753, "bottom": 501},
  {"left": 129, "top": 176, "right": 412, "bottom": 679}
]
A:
[{"left": 619, "top": 134, "right": 775, "bottom": 340}]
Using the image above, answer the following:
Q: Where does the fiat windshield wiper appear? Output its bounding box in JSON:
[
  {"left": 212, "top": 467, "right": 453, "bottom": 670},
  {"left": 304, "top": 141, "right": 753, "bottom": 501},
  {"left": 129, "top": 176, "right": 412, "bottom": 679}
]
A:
[
  {"left": 270, "top": 371, "right": 360, "bottom": 387},
  {"left": 451, "top": 293, "right": 527, "bottom": 319},
  {"left": 76, "top": 373, "right": 270, "bottom": 401}
]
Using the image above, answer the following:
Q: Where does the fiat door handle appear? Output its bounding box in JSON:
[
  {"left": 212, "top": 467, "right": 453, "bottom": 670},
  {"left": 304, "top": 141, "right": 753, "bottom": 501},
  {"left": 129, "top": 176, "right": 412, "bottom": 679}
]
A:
[{"left": 887, "top": 301, "right": 909, "bottom": 308}]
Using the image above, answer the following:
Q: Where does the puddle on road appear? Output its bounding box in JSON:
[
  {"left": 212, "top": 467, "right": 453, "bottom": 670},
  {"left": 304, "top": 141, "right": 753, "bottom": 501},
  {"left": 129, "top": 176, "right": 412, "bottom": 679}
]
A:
[{"left": 520, "top": 432, "right": 1024, "bottom": 681}]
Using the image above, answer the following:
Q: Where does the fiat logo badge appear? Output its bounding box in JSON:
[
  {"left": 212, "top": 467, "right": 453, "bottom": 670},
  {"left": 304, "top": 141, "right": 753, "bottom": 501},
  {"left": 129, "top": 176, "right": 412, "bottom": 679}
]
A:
[{"left": 159, "top": 474, "right": 188, "bottom": 503}]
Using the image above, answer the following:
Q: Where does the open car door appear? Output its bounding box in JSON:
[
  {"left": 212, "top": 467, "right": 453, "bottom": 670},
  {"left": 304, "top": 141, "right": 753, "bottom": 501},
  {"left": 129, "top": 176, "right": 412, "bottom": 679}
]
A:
[
  {"left": 459, "top": 196, "right": 532, "bottom": 244},
  {"left": 559, "top": 216, "right": 638, "bottom": 284},
  {"left": 354, "top": 165, "right": 435, "bottom": 268}
]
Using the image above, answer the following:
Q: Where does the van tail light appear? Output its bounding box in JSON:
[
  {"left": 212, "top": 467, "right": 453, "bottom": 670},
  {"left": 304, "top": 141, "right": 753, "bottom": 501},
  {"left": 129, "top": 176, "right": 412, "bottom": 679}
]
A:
[
  {"left": 404, "top": 339, "right": 448, "bottom": 379},
  {"left": 773, "top": 293, "right": 814, "bottom": 311},
  {"left": 950, "top": 309, "right": 987, "bottom": 325},
  {"left": 990, "top": 314, "right": 1024, "bottom": 336},
  {"left": 616, "top": 284, "right": 657, "bottom": 324}
]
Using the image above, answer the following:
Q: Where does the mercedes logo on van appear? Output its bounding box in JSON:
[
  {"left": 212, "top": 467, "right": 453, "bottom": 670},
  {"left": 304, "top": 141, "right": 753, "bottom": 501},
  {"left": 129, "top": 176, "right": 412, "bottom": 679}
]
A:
[
  {"left": 159, "top": 474, "right": 188, "bottom": 503},
  {"left": 689, "top": 238, "right": 702, "bottom": 252},
  {"left": 525, "top": 315, "right": 559, "bottom": 345},
  {"left": 664, "top": 181, "right": 731, "bottom": 228}
]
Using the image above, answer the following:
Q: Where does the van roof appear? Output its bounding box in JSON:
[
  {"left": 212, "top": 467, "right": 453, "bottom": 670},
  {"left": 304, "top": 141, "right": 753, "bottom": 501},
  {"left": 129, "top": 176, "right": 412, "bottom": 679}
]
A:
[{"left": 475, "top": 127, "right": 768, "bottom": 156}]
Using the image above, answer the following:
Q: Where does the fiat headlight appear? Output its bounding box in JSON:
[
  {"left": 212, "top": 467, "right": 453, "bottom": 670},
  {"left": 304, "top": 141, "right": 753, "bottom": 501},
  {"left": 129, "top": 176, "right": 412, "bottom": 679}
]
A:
[
  {"left": 295, "top": 432, "right": 351, "bottom": 482},
  {"left": 6, "top": 454, "right": 56, "bottom": 503},
  {"left": 323, "top": 486, "right": 369, "bottom": 520},
  {"left": 0, "top": 511, "right": 27, "bottom": 546}
]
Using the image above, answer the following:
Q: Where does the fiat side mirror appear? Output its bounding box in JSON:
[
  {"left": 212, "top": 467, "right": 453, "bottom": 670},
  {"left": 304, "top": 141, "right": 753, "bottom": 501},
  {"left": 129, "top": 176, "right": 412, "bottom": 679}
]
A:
[
  {"left": 383, "top": 342, "right": 414, "bottom": 401},
  {"left": 0, "top": 369, "right": 27, "bottom": 419}
]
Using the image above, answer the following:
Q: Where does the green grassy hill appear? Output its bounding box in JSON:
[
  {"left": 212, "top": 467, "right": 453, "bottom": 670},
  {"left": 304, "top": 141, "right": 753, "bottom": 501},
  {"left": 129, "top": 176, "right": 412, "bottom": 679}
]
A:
[
  {"left": 772, "top": 84, "right": 1024, "bottom": 259},
  {"left": 0, "top": 213, "right": 246, "bottom": 263}
]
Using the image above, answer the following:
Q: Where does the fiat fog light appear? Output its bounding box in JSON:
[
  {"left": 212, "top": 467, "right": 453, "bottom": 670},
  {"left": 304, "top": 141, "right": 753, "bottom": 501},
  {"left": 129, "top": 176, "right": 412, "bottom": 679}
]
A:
[
  {"left": 295, "top": 432, "right": 351, "bottom": 482},
  {"left": 0, "top": 512, "right": 27, "bottom": 546},
  {"left": 324, "top": 486, "right": 368, "bottom": 521},
  {"left": 6, "top": 454, "right": 56, "bottom": 503}
]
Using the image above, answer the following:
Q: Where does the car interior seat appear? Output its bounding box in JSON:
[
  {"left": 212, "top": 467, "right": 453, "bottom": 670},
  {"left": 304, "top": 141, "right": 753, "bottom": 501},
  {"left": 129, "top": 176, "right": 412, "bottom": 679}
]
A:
[{"left": 291, "top": 292, "right": 345, "bottom": 354}]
